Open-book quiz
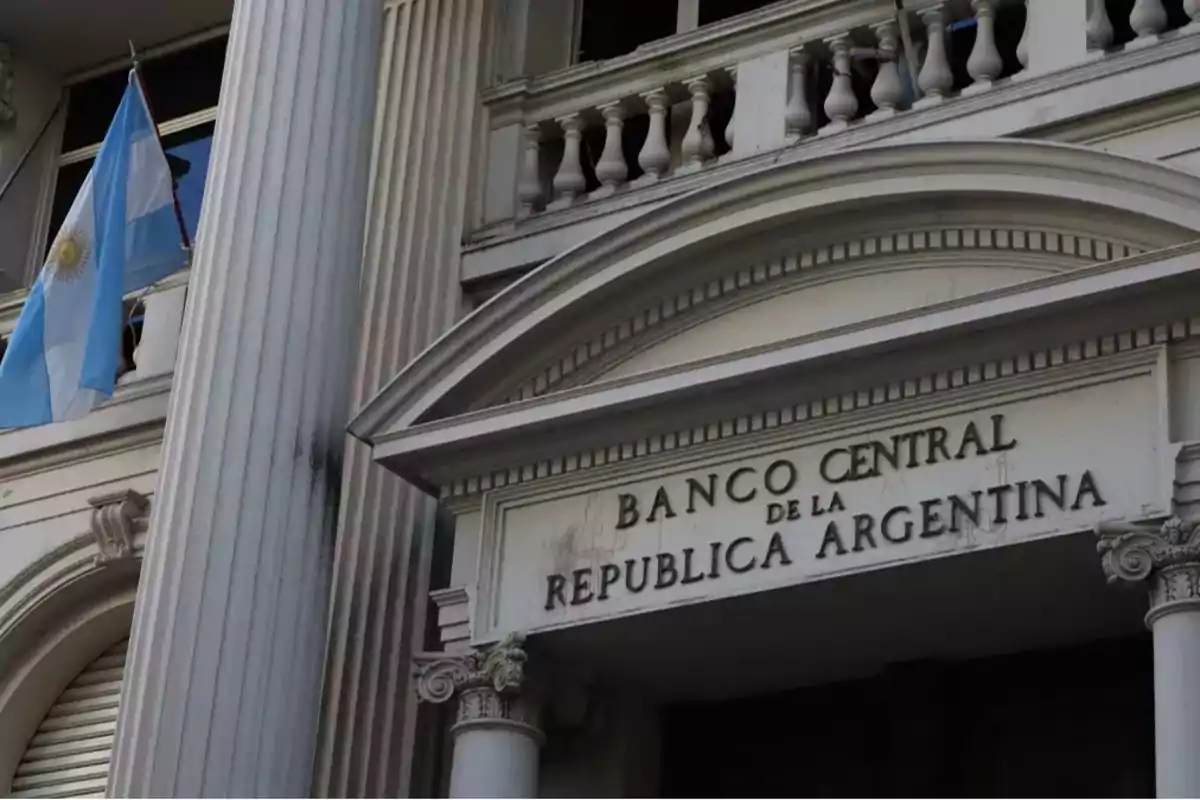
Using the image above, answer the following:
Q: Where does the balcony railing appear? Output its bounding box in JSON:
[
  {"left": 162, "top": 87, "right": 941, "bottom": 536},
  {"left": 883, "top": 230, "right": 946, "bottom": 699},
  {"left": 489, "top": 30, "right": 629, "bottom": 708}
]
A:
[
  {"left": 0, "top": 267, "right": 188, "bottom": 412},
  {"left": 479, "top": 0, "right": 1200, "bottom": 231}
]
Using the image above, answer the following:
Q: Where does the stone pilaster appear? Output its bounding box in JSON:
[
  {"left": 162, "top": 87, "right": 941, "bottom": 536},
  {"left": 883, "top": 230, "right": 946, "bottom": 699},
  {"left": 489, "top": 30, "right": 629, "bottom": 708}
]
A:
[
  {"left": 414, "top": 635, "right": 544, "bottom": 798},
  {"left": 106, "top": 1, "right": 382, "bottom": 796},
  {"left": 311, "top": 0, "right": 488, "bottom": 796},
  {"left": 1097, "top": 517, "right": 1200, "bottom": 797}
]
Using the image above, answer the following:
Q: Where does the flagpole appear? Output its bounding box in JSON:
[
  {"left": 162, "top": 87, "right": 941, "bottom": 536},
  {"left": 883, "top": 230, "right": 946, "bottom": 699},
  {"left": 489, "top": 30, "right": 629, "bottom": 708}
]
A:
[{"left": 128, "top": 41, "right": 192, "bottom": 252}]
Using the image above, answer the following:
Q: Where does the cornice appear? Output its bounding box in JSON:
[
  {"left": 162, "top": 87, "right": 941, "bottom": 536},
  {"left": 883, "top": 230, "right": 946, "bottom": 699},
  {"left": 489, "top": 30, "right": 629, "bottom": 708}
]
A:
[
  {"left": 0, "top": 373, "right": 170, "bottom": 479},
  {"left": 350, "top": 139, "right": 1200, "bottom": 444},
  {"left": 436, "top": 322, "right": 1171, "bottom": 500},
  {"left": 371, "top": 238, "right": 1200, "bottom": 492}
]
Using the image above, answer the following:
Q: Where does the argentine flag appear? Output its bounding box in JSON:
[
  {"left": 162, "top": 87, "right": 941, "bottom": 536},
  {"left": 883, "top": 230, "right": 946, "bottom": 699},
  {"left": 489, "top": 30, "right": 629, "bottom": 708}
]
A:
[{"left": 0, "top": 70, "right": 189, "bottom": 428}]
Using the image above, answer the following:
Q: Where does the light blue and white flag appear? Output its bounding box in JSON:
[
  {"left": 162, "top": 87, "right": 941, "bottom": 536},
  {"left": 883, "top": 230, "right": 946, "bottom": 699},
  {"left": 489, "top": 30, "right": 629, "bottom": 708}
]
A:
[{"left": 0, "top": 70, "right": 189, "bottom": 428}]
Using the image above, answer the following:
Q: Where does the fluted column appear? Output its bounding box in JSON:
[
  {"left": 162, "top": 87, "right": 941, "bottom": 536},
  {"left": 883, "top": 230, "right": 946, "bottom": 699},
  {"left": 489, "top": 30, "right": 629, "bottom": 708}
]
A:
[
  {"left": 312, "top": 0, "right": 488, "bottom": 796},
  {"left": 414, "top": 635, "right": 543, "bottom": 798},
  {"left": 107, "top": 1, "right": 381, "bottom": 796},
  {"left": 1097, "top": 517, "right": 1200, "bottom": 798}
]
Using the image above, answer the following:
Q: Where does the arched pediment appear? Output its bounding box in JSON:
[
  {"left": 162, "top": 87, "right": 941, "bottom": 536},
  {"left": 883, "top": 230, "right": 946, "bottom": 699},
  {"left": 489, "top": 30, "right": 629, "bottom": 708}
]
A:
[{"left": 350, "top": 139, "right": 1200, "bottom": 488}]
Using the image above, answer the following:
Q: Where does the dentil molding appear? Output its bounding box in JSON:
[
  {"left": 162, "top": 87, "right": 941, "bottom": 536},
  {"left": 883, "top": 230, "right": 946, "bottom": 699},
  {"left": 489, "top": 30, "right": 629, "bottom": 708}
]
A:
[{"left": 1097, "top": 516, "right": 1200, "bottom": 624}]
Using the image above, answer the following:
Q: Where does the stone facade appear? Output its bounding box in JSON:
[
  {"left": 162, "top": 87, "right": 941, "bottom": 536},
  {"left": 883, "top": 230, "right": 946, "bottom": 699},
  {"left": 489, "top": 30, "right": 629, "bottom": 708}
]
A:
[{"left": 2, "top": 0, "right": 1200, "bottom": 797}]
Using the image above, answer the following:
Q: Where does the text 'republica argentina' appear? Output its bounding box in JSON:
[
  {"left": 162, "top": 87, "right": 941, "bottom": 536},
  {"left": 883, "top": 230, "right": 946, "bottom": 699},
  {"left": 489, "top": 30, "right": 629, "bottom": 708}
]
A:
[{"left": 544, "top": 414, "right": 1106, "bottom": 611}]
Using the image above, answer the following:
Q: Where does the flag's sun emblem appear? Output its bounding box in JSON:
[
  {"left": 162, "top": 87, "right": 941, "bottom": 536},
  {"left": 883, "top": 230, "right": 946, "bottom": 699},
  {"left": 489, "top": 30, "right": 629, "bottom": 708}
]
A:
[{"left": 49, "top": 229, "right": 90, "bottom": 281}]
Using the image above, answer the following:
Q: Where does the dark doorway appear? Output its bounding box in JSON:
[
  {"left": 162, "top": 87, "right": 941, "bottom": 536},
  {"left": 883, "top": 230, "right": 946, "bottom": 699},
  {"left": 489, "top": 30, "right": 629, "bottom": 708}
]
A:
[{"left": 661, "top": 634, "right": 1154, "bottom": 797}]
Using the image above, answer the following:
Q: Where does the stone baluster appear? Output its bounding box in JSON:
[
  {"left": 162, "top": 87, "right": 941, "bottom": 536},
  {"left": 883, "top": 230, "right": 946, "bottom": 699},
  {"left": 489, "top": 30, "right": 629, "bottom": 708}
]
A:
[
  {"left": 868, "top": 21, "right": 904, "bottom": 120},
  {"left": 1185, "top": 0, "right": 1200, "bottom": 33},
  {"left": 821, "top": 35, "right": 857, "bottom": 135},
  {"left": 964, "top": 0, "right": 1002, "bottom": 93},
  {"left": 1087, "top": 0, "right": 1115, "bottom": 53},
  {"left": 638, "top": 88, "right": 671, "bottom": 182},
  {"left": 516, "top": 124, "right": 542, "bottom": 217},
  {"left": 724, "top": 65, "right": 737, "bottom": 152},
  {"left": 593, "top": 102, "right": 628, "bottom": 196},
  {"left": 784, "top": 47, "right": 812, "bottom": 142},
  {"left": 1128, "top": 0, "right": 1167, "bottom": 48},
  {"left": 551, "top": 113, "right": 586, "bottom": 207},
  {"left": 915, "top": 6, "right": 953, "bottom": 107},
  {"left": 1097, "top": 517, "right": 1200, "bottom": 797},
  {"left": 680, "top": 75, "right": 713, "bottom": 169},
  {"left": 1015, "top": 0, "right": 1030, "bottom": 74},
  {"left": 130, "top": 276, "right": 189, "bottom": 379},
  {"left": 414, "top": 635, "right": 543, "bottom": 798}
]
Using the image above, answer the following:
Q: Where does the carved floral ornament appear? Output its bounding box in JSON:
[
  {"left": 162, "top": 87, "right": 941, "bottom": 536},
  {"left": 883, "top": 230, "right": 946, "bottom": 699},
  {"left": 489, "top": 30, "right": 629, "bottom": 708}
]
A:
[
  {"left": 1096, "top": 516, "right": 1200, "bottom": 620},
  {"left": 413, "top": 633, "right": 527, "bottom": 704}
]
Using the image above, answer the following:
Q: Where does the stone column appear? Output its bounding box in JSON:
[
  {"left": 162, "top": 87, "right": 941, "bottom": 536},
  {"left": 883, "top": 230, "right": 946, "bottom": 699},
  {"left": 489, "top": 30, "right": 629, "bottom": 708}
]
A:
[
  {"left": 414, "top": 635, "right": 544, "bottom": 798},
  {"left": 1097, "top": 517, "right": 1200, "bottom": 798},
  {"left": 106, "top": 1, "right": 381, "bottom": 796}
]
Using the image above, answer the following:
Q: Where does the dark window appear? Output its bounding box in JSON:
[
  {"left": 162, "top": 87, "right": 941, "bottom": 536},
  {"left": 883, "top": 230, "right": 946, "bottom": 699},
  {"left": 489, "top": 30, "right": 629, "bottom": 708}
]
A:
[
  {"left": 47, "top": 122, "right": 213, "bottom": 253},
  {"left": 577, "top": 0, "right": 676, "bottom": 62},
  {"left": 48, "top": 35, "right": 225, "bottom": 256},
  {"left": 698, "top": 0, "right": 782, "bottom": 26},
  {"left": 62, "top": 36, "right": 227, "bottom": 152}
]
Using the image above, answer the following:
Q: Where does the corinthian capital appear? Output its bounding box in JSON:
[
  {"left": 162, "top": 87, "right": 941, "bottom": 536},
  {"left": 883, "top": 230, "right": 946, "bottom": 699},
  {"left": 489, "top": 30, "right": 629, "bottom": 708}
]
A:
[
  {"left": 1096, "top": 517, "right": 1200, "bottom": 622},
  {"left": 412, "top": 633, "right": 527, "bottom": 704}
]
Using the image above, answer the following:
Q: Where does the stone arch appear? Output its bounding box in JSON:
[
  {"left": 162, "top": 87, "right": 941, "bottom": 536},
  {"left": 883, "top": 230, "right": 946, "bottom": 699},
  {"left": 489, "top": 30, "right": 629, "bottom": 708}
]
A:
[
  {"left": 352, "top": 138, "right": 1200, "bottom": 449},
  {"left": 0, "top": 532, "right": 138, "bottom": 795}
]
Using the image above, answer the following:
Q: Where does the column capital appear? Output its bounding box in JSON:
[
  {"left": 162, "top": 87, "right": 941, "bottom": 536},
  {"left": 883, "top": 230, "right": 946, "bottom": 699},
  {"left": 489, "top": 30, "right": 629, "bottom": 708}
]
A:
[
  {"left": 413, "top": 633, "right": 528, "bottom": 705},
  {"left": 413, "top": 634, "right": 543, "bottom": 741},
  {"left": 1097, "top": 516, "right": 1200, "bottom": 623}
]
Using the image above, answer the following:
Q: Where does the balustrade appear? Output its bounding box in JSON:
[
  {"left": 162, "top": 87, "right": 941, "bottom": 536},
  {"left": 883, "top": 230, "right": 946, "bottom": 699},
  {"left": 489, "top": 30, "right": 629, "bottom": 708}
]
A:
[{"left": 504, "top": 0, "right": 1197, "bottom": 221}]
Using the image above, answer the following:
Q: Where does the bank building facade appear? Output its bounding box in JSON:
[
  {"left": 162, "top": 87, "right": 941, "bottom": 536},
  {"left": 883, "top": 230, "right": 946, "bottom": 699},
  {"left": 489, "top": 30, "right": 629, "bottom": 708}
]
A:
[{"left": 6, "top": 0, "right": 1200, "bottom": 797}]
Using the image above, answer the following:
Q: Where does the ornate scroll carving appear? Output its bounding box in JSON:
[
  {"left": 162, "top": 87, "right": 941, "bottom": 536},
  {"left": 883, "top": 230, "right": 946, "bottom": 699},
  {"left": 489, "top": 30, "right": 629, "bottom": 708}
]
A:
[
  {"left": 413, "top": 633, "right": 527, "bottom": 704},
  {"left": 1096, "top": 517, "right": 1200, "bottom": 623},
  {"left": 413, "top": 634, "right": 541, "bottom": 737},
  {"left": 88, "top": 490, "right": 149, "bottom": 566}
]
